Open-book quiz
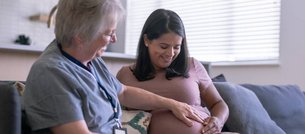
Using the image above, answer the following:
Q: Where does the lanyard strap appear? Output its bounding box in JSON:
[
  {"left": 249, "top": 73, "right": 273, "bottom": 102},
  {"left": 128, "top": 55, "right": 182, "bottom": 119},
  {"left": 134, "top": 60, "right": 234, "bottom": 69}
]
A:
[
  {"left": 90, "top": 64, "right": 119, "bottom": 120},
  {"left": 97, "top": 78, "right": 118, "bottom": 118},
  {"left": 90, "top": 65, "right": 122, "bottom": 128}
]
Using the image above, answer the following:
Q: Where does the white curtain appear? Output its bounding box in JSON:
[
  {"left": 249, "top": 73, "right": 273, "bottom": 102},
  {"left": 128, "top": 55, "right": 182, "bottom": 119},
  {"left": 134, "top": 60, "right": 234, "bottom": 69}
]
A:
[{"left": 125, "top": 0, "right": 281, "bottom": 63}]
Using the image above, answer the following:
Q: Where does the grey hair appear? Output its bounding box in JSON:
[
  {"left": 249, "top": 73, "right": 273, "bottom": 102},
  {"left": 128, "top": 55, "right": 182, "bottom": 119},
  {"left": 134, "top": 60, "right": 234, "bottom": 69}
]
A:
[{"left": 55, "top": 0, "right": 124, "bottom": 46}]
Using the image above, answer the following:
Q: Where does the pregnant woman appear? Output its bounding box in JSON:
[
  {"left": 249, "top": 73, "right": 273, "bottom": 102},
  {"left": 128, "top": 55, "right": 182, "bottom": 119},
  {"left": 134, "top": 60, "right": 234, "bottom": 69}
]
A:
[{"left": 117, "top": 9, "right": 229, "bottom": 134}]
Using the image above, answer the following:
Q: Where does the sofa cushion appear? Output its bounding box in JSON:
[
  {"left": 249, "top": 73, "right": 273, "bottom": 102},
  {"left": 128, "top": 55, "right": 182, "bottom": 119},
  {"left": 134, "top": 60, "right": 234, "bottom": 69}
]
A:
[
  {"left": 121, "top": 110, "right": 151, "bottom": 134},
  {"left": 214, "top": 82, "right": 285, "bottom": 134},
  {"left": 212, "top": 74, "right": 227, "bottom": 82},
  {"left": 241, "top": 84, "right": 305, "bottom": 134}
]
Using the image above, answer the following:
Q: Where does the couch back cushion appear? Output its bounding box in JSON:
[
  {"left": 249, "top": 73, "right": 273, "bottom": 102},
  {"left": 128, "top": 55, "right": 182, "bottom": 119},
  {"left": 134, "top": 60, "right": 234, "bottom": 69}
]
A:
[
  {"left": 241, "top": 84, "right": 305, "bottom": 134},
  {"left": 214, "top": 82, "right": 285, "bottom": 134}
]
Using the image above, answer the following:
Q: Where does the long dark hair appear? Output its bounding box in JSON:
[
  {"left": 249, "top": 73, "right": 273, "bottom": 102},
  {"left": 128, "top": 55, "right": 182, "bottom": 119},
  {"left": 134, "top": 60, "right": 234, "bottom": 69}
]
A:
[{"left": 132, "top": 9, "right": 189, "bottom": 81}]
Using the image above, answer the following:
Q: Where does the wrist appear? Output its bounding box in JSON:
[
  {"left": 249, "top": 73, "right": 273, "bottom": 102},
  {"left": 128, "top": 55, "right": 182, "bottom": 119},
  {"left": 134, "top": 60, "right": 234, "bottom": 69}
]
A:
[
  {"left": 212, "top": 116, "right": 224, "bottom": 129},
  {"left": 160, "top": 97, "right": 176, "bottom": 111}
]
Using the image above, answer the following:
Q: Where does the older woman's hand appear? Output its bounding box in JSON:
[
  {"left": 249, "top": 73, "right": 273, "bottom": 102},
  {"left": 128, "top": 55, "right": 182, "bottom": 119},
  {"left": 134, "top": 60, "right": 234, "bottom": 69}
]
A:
[
  {"left": 201, "top": 116, "right": 222, "bottom": 134},
  {"left": 169, "top": 101, "right": 205, "bottom": 127}
]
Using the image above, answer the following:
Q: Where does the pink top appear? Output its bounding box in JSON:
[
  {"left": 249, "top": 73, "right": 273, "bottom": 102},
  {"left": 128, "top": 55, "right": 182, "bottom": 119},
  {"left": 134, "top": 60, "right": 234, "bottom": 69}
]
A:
[{"left": 117, "top": 57, "right": 213, "bottom": 134}]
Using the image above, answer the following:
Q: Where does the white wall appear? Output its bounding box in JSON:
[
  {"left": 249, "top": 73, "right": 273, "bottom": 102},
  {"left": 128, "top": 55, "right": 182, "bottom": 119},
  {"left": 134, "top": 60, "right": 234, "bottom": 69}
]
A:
[
  {"left": 0, "top": 50, "right": 39, "bottom": 81},
  {"left": 211, "top": 0, "right": 305, "bottom": 90},
  {"left": 0, "top": 0, "right": 57, "bottom": 49},
  {"left": 0, "top": 0, "right": 304, "bottom": 90},
  {"left": 0, "top": 50, "right": 133, "bottom": 81}
]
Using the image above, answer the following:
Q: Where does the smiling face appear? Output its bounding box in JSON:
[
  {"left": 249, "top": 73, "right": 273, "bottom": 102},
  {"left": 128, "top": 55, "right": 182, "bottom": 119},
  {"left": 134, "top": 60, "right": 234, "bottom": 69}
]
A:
[{"left": 144, "top": 32, "right": 183, "bottom": 71}]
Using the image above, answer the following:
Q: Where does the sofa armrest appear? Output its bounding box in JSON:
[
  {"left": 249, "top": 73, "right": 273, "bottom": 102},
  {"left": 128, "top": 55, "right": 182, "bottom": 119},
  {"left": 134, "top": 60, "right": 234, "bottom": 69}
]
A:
[{"left": 0, "top": 81, "right": 22, "bottom": 134}]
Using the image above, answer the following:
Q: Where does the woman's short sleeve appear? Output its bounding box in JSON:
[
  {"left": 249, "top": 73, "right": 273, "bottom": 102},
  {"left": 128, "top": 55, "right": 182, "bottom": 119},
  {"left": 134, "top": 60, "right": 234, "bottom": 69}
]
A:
[{"left": 192, "top": 58, "right": 213, "bottom": 92}]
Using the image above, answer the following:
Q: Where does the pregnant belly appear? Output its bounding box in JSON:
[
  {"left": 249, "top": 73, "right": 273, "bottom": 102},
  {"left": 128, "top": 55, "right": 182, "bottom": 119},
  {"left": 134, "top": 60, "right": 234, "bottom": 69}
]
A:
[{"left": 149, "top": 109, "right": 209, "bottom": 134}]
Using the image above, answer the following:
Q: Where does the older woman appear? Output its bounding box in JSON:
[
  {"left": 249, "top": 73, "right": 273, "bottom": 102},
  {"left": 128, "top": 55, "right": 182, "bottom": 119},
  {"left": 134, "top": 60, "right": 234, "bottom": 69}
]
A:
[
  {"left": 117, "top": 9, "right": 229, "bottom": 134},
  {"left": 24, "top": 1, "right": 203, "bottom": 134}
]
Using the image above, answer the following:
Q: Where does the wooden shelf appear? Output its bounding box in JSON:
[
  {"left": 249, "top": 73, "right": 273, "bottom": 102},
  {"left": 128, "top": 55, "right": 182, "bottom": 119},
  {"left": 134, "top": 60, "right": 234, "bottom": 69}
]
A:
[
  {"left": 0, "top": 44, "right": 136, "bottom": 60},
  {"left": 0, "top": 44, "right": 45, "bottom": 53}
]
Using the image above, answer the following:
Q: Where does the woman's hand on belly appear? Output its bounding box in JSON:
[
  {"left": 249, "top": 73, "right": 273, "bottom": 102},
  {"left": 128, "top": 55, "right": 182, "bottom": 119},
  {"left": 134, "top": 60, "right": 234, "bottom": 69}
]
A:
[
  {"left": 201, "top": 116, "right": 222, "bottom": 134},
  {"left": 169, "top": 102, "right": 205, "bottom": 127},
  {"left": 149, "top": 110, "right": 210, "bottom": 134}
]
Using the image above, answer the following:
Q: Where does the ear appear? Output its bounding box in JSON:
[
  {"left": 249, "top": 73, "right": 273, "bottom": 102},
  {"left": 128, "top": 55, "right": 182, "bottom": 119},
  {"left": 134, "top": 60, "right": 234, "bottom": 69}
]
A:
[{"left": 143, "top": 34, "right": 150, "bottom": 47}]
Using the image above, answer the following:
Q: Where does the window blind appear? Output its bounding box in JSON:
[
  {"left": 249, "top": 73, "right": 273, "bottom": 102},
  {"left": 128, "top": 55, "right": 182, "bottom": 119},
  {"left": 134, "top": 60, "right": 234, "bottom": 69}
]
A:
[{"left": 125, "top": 0, "right": 280, "bottom": 63}]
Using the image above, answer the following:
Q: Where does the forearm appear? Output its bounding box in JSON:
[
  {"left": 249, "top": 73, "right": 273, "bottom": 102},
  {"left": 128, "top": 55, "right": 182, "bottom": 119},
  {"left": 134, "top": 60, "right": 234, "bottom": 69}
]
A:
[
  {"left": 201, "top": 84, "right": 229, "bottom": 127},
  {"left": 209, "top": 100, "right": 229, "bottom": 126},
  {"left": 119, "top": 85, "right": 176, "bottom": 110},
  {"left": 119, "top": 85, "right": 205, "bottom": 127}
]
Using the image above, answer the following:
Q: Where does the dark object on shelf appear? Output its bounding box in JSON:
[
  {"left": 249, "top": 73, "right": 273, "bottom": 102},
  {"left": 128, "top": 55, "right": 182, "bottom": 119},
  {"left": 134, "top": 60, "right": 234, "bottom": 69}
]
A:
[{"left": 14, "top": 35, "right": 31, "bottom": 45}]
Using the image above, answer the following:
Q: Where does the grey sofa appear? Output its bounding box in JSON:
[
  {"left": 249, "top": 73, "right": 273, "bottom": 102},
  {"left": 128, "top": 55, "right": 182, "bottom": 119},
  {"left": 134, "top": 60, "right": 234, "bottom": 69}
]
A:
[
  {"left": 1, "top": 78, "right": 305, "bottom": 134},
  {"left": 0, "top": 81, "right": 31, "bottom": 134},
  {"left": 214, "top": 82, "right": 305, "bottom": 134},
  {"left": 0, "top": 81, "right": 21, "bottom": 134}
]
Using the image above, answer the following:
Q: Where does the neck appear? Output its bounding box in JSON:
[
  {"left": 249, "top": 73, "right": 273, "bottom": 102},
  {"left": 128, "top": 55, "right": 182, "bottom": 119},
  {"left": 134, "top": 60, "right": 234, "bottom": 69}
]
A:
[{"left": 61, "top": 44, "right": 91, "bottom": 66}]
